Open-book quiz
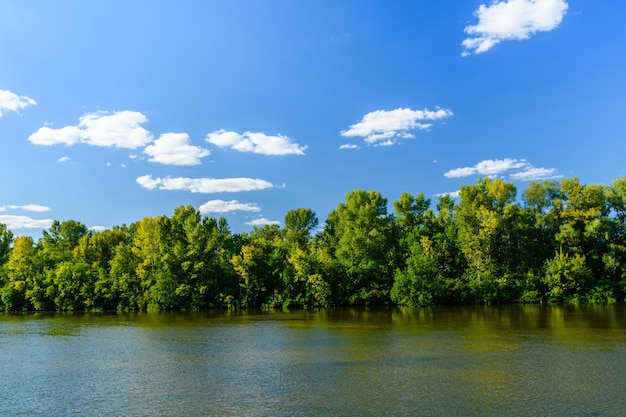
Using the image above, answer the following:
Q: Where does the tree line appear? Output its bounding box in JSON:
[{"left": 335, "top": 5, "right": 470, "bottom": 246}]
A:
[{"left": 1, "top": 176, "right": 625, "bottom": 311}]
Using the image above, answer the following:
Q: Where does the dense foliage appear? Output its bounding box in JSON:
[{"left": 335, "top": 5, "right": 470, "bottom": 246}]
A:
[{"left": 1, "top": 177, "right": 625, "bottom": 311}]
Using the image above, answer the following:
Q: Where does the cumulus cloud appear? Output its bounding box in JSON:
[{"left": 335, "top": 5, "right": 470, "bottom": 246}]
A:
[
  {"left": 445, "top": 158, "right": 527, "bottom": 178},
  {"left": 0, "top": 215, "right": 53, "bottom": 229},
  {"left": 341, "top": 107, "right": 453, "bottom": 146},
  {"left": 136, "top": 175, "right": 161, "bottom": 190},
  {"left": 28, "top": 110, "right": 154, "bottom": 149},
  {"left": 206, "top": 129, "right": 307, "bottom": 155},
  {"left": 0, "top": 89, "right": 36, "bottom": 116},
  {"left": 89, "top": 226, "right": 109, "bottom": 232},
  {"left": 245, "top": 217, "right": 280, "bottom": 227},
  {"left": 143, "top": 133, "right": 210, "bottom": 166},
  {"left": 436, "top": 191, "right": 460, "bottom": 198},
  {"left": 58, "top": 156, "right": 71, "bottom": 163},
  {"left": 462, "top": 0, "right": 569, "bottom": 56},
  {"left": 2, "top": 204, "right": 51, "bottom": 212},
  {"left": 198, "top": 199, "right": 261, "bottom": 214},
  {"left": 29, "top": 125, "right": 83, "bottom": 146},
  {"left": 444, "top": 158, "right": 560, "bottom": 181},
  {"left": 509, "top": 166, "right": 559, "bottom": 181},
  {"left": 339, "top": 144, "right": 359, "bottom": 150},
  {"left": 136, "top": 175, "right": 275, "bottom": 193}
]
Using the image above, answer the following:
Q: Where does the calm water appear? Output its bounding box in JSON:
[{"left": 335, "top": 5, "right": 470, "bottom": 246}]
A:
[{"left": 1, "top": 305, "right": 626, "bottom": 416}]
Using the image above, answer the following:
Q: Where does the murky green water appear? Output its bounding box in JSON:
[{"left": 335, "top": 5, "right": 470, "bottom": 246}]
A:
[{"left": 1, "top": 305, "right": 625, "bottom": 416}]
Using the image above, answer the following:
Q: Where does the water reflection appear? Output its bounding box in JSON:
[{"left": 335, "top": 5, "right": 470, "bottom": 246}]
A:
[{"left": 1, "top": 305, "right": 625, "bottom": 416}]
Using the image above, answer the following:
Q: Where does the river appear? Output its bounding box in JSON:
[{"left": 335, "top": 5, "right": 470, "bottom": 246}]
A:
[{"left": 1, "top": 305, "right": 625, "bottom": 416}]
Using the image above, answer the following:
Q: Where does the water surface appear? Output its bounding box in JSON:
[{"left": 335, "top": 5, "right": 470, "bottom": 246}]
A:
[{"left": 1, "top": 305, "right": 625, "bottom": 416}]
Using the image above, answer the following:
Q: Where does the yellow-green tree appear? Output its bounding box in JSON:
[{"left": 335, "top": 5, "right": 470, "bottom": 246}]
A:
[
  {"left": 232, "top": 244, "right": 265, "bottom": 308},
  {"left": 132, "top": 216, "right": 166, "bottom": 309},
  {"left": 457, "top": 178, "right": 528, "bottom": 303},
  {"left": 3, "top": 236, "right": 36, "bottom": 310}
]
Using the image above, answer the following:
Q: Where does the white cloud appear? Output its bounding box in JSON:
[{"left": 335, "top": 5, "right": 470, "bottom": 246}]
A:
[
  {"left": 18, "top": 204, "right": 51, "bottom": 212},
  {"left": 436, "top": 191, "right": 460, "bottom": 198},
  {"left": 377, "top": 139, "right": 396, "bottom": 147},
  {"left": 29, "top": 125, "right": 83, "bottom": 146},
  {"left": 462, "top": 0, "right": 569, "bottom": 56},
  {"left": 206, "top": 129, "right": 307, "bottom": 155},
  {"left": 58, "top": 156, "right": 71, "bottom": 163},
  {"left": 0, "top": 215, "right": 53, "bottom": 229},
  {"left": 136, "top": 175, "right": 275, "bottom": 193},
  {"left": 445, "top": 158, "right": 528, "bottom": 178},
  {"left": 89, "top": 226, "right": 109, "bottom": 232},
  {"left": 0, "top": 89, "right": 36, "bottom": 116},
  {"left": 2, "top": 204, "right": 51, "bottom": 212},
  {"left": 29, "top": 110, "right": 154, "bottom": 149},
  {"left": 136, "top": 175, "right": 162, "bottom": 190},
  {"left": 143, "top": 133, "right": 210, "bottom": 166},
  {"left": 445, "top": 166, "right": 477, "bottom": 178},
  {"left": 444, "top": 158, "right": 560, "bottom": 181},
  {"left": 198, "top": 199, "right": 261, "bottom": 214},
  {"left": 245, "top": 217, "right": 280, "bottom": 227},
  {"left": 509, "top": 166, "right": 559, "bottom": 181},
  {"left": 339, "top": 144, "right": 359, "bottom": 150},
  {"left": 341, "top": 107, "right": 452, "bottom": 146}
]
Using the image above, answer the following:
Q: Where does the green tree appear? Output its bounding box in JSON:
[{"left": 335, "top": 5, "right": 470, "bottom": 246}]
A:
[
  {"left": 109, "top": 238, "right": 141, "bottom": 310},
  {"left": 210, "top": 218, "right": 241, "bottom": 308},
  {"left": 393, "top": 192, "right": 431, "bottom": 270},
  {"left": 0, "top": 224, "right": 14, "bottom": 309},
  {"left": 284, "top": 208, "right": 318, "bottom": 250},
  {"left": 391, "top": 236, "right": 441, "bottom": 307},
  {"left": 163, "top": 206, "right": 226, "bottom": 309},
  {"left": 3, "top": 236, "right": 36, "bottom": 310},
  {"left": 244, "top": 224, "right": 288, "bottom": 307},
  {"left": 394, "top": 192, "right": 430, "bottom": 237},
  {"left": 72, "top": 227, "right": 130, "bottom": 310},
  {"left": 598, "top": 177, "right": 626, "bottom": 301},
  {"left": 132, "top": 216, "right": 166, "bottom": 309},
  {"left": 543, "top": 248, "right": 592, "bottom": 303},
  {"left": 522, "top": 180, "right": 564, "bottom": 284},
  {"left": 0, "top": 223, "right": 13, "bottom": 266},
  {"left": 391, "top": 195, "right": 466, "bottom": 306},
  {"left": 51, "top": 261, "right": 91, "bottom": 310},
  {"left": 232, "top": 244, "right": 265, "bottom": 308},
  {"left": 456, "top": 178, "right": 527, "bottom": 303},
  {"left": 284, "top": 247, "right": 331, "bottom": 308},
  {"left": 277, "top": 208, "right": 329, "bottom": 308},
  {"left": 41, "top": 220, "right": 89, "bottom": 265},
  {"left": 322, "top": 190, "right": 396, "bottom": 305},
  {"left": 526, "top": 177, "right": 618, "bottom": 302}
]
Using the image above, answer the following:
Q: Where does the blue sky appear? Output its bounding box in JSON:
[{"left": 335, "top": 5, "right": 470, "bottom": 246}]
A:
[{"left": 1, "top": 0, "right": 625, "bottom": 236}]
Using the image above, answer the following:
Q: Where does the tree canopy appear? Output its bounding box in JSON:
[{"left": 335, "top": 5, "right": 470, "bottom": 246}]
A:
[{"left": 1, "top": 176, "right": 626, "bottom": 311}]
